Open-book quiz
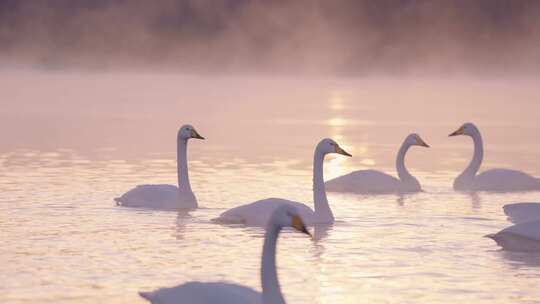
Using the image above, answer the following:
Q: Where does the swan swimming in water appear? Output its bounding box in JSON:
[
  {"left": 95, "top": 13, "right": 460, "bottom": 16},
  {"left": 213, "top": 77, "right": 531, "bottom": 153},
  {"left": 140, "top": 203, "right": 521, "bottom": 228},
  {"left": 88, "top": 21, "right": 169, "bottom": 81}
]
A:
[
  {"left": 325, "top": 133, "right": 429, "bottom": 194},
  {"left": 215, "top": 138, "right": 351, "bottom": 226},
  {"left": 486, "top": 219, "right": 540, "bottom": 252},
  {"left": 449, "top": 122, "right": 540, "bottom": 192},
  {"left": 114, "top": 124, "right": 204, "bottom": 209},
  {"left": 503, "top": 202, "right": 540, "bottom": 224},
  {"left": 139, "top": 205, "right": 311, "bottom": 304}
]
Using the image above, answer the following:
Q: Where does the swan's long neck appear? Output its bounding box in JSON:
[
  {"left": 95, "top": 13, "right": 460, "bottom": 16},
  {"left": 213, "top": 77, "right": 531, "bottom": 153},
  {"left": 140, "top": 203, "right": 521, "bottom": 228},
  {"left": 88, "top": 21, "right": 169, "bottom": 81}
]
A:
[
  {"left": 313, "top": 150, "right": 333, "bottom": 221},
  {"left": 396, "top": 141, "right": 414, "bottom": 182},
  {"left": 261, "top": 224, "right": 285, "bottom": 304},
  {"left": 460, "top": 131, "right": 483, "bottom": 180},
  {"left": 177, "top": 138, "right": 191, "bottom": 192}
]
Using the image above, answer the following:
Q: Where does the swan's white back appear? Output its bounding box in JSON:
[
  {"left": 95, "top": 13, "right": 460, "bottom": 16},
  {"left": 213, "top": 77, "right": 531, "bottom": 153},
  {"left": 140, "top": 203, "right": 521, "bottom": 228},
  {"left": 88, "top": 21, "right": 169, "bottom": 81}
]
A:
[
  {"left": 472, "top": 169, "right": 540, "bottom": 192},
  {"left": 139, "top": 282, "right": 260, "bottom": 304},
  {"left": 216, "top": 198, "right": 316, "bottom": 226},
  {"left": 487, "top": 220, "right": 540, "bottom": 252},
  {"left": 115, "top": 184, "right": 197, "bottom": 209},
  {"left": 325, "top": 169, "right": 415, "bottom": 194},
  {"left": 503, "top": 202, "right": 540, "bottom": 224}
]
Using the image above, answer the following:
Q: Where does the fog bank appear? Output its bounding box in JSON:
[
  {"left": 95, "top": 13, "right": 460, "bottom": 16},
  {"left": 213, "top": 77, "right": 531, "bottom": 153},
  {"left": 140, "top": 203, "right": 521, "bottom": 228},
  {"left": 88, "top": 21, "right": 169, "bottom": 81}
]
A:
[{"left": 1, "top": 0, "right": 540, "bottom": 75}]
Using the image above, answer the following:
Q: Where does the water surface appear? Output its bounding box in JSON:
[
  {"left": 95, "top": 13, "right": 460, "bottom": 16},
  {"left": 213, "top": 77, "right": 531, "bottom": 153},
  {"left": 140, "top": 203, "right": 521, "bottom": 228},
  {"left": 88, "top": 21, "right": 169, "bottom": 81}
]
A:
[{"left": 1, "top": 70, "right": 540, "bottom": 303}]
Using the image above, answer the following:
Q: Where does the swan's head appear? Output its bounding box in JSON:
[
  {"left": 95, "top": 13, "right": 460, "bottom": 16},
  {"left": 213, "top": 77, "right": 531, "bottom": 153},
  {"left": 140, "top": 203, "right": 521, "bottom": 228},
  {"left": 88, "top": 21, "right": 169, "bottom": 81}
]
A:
[
  {"left": 178, "top": 124, "right": 205, "bottom": 140},
  {"left": 449, "top": 122, "right": 478, "bottom": 137},
  {"left": 406, "top": 133, "right": 430, "bottom": 148},
  {"left": 270, "top": 205, "right": 311, "bottom": 236},
  {"left": 316, "top": 138, "right": 352, "bottom": 157}
]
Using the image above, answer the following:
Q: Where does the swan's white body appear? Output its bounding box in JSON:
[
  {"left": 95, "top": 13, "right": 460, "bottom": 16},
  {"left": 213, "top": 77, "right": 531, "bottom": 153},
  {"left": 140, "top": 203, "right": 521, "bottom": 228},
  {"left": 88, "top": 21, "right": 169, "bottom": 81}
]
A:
[
  {"left": 217, "top": 198, "right": 321, "bottom": 226},
  {"left": 115, "top": 125, "right": 204, "bottom": 209},
  {"left": 503, "top": 202, "right": 540, "bottom": 224},
  {"left": 325, "top": 133, "right": 428, "bottom": 194},
  {"left": 139, "top": 205, "right": 311, "bottom": 304},
  {"left": 115, "top": 185, "right": 197, "bottom": 209},
  {"left": 216, "top": 139, "right": 351, "bottom": 226},
  {"left": 450, "top": 123, "right": 540, "bottom": 192},
  {"left": 486, "top": 220, "right": 540, "bottom": 252},
  {"left": 140, "top": 282, "right": 259, "bottom": 304}
]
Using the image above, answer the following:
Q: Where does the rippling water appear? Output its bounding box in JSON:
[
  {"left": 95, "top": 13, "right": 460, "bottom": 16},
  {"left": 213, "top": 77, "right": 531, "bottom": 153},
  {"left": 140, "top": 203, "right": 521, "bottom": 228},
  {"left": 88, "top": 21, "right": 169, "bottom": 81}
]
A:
[{"left": 2, "top": 70, "right": 540, "bottom": 303}]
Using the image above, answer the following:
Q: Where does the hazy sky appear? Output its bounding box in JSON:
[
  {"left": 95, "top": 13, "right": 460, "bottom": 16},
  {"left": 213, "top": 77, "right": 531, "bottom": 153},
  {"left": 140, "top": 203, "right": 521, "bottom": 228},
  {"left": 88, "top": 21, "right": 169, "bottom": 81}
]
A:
[{"left": 1, "top": 0, "right": 540, "bottom": 75}]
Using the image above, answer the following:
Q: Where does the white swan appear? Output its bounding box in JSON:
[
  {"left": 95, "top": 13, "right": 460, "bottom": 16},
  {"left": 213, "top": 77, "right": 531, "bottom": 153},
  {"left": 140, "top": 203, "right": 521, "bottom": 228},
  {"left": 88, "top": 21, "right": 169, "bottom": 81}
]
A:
[
  {"left": 503, "top": 202, "right": 540, "bottom": 224},
  {"left": 139, "top": 205, "right": 311, "bottom": 304},
  {"left": 449, "top": 122, "right": 540, "bottom": 192},
  {"left": 325, "top": 133, "right": 429, "bottom": 194},
  {"left": 486, "top": 220, "right": 540, "bottom": 251},
  {"left": 215, "top": 138, "right": 351, "bottom": 226},
  {"left": 114, "top": 124, "right": 204, "bottom": 209}
]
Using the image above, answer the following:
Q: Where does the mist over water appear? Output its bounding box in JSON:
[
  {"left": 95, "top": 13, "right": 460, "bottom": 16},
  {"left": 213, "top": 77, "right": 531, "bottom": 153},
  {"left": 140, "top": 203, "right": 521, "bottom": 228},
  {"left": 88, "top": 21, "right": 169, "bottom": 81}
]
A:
[
  {"left": 1, "top": 0, "right": 540, "bottom": 74},
  {"left": 1, "top": 70, "right": 539, "bottom": 174},
  {"left": 2, "top": 1, "right": 540, "bottom": 304}
]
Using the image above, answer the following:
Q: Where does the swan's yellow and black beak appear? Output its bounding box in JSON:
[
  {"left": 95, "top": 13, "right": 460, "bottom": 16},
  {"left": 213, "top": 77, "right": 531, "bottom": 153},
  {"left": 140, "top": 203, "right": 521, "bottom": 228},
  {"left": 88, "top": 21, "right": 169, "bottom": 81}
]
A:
[
  {"left": 417, "top": 137, "right": 430, "bottom": 148},
  {"left": 291, "top": 215, "right": 311, "bottom": 236},
  {"left": 190, "top": 128, "right": 205, "bottom": 140},
  {"left": 449, "top": 126, "right": 464, "bottom": 137},
  {"left": 335, "top": 145, "right": 352, "bottom": 157}
]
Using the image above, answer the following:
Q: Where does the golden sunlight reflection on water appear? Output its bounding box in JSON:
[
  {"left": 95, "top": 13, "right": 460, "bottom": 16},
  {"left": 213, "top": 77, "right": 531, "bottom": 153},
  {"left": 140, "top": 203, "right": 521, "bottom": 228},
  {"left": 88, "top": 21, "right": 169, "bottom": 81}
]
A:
[{"left": 1, "top": 71, "right": 540, "bottom": 303}]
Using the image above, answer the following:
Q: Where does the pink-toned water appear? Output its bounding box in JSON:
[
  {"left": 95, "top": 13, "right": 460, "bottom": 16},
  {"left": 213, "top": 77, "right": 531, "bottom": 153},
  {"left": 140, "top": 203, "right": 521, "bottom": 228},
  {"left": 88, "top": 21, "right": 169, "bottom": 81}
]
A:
[{"left": 1, "top": 70, "right": 540, "bottom": 303}]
